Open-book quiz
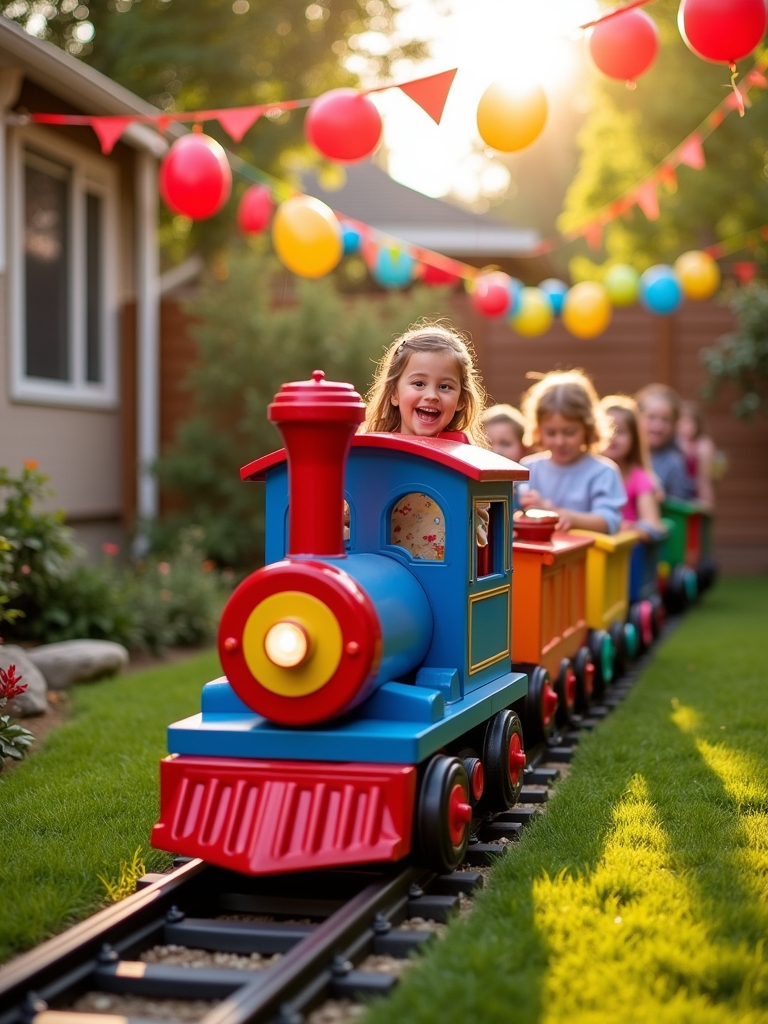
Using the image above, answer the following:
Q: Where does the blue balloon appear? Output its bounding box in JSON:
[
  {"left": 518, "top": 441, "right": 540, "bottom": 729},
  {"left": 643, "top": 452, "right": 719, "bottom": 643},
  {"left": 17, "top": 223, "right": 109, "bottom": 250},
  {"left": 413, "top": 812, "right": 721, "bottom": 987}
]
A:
[
  {"left": 372, "top": 248, "right": 416, "bottom": 289},
  {"left": 539, "top": 278, "right": 569, "bottom": 316},
  {"left": 507, "top": 277, "right": 524, "bottom": 317},
  {"left": 341, "top": 222, "right": 362, "bottom": 256},
  {"left": 639, "top": 265, "right": 683, "bottom": 316}
]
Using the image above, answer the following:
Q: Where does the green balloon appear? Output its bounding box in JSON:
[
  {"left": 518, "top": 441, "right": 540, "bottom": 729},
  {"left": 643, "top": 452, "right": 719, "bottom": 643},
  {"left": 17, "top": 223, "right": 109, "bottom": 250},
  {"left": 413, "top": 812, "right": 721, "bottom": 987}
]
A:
[{"left": 604, "top": 264, "right": 639, "bottom": 307}]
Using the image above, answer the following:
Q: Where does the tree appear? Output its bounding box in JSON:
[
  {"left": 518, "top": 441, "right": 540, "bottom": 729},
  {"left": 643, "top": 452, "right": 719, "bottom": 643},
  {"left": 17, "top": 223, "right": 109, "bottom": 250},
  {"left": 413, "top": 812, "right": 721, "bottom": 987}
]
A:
[
  {"left": 702, "top": 282, "right": 768, "bottom": 417},
  {"left": 154, "top": 243, "right": 457, "bottom": 567},
  {"left": 3, "top": 0, "right": 426, "bottom": 255},
  {"left": 559, "top": 0, "right": 768, "bottom": 269}
]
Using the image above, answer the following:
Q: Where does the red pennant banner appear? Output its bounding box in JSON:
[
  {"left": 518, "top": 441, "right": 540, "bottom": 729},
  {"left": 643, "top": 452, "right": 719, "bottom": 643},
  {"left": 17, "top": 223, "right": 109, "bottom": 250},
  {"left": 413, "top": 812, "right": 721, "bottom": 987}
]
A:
[
  {"left": 585, "top": 222, "right": 603, "bottom": 250},
  {"left": 733, "top": 261, "right": 758, "bottom": 284},
  {"left": 747, "top": 70, "right": 768, "bottom": 88},
  {"left": 217, "top": 105, "right": 263, "bottom": 142},
  {"left": 676, "top": 133, "right": 706, "bottom": 170},
  {"left": 635, "top": 180, "right": 659, "bottom": 220},
  {"left": 395, "top": 68, "right": 458, "bottom": 125},
  {"left": 90, "top": 116, "right": 134, "bottom": 154},
  {"left": 657, "top": 164, "right": 677, "bottom": 189}
]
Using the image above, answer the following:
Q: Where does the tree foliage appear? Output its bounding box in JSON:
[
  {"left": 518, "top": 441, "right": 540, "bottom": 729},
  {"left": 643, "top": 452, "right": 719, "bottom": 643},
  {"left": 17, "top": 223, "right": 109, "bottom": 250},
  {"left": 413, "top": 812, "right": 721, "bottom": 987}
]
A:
[
  {"left": 560, "top": 0, "right": 768, "bottom": 269},
  {"left": 702, "top": 282, "right": 768, "bottom": 418},
  {"left": 154, "top": 244, "right": 457, "bottom": 568},
  {"left": 3, "top": 0, "right": 425, "bottom": 255}
]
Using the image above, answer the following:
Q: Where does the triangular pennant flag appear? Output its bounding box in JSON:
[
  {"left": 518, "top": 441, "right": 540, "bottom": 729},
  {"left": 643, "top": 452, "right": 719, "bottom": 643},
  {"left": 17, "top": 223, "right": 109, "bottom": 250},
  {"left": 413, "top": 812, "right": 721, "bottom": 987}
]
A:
[
  {"left": 747, "top": 70, "right": 767, "bottom": 88},
  {"left": 609, "top": 197, "right": 632, "bottom": 219},
  {"left": 676, "top": 133, "right": 706, "bottom": 170},
  {"left": 635, "top": 180, "right": 660, "bottom": 220},
  {"left": 658, "top": 164, "right": 678, "bottom": 190},
  {"left": 91, "top": 116, "right": 133, "bottom": 154},
  {"left": 585, "top": 221, "right": 603, "bottom": 251},
  {"left": 156, "top": 115, "right": 173, "bottom": 132},
  {"left": 217, "top": 106, "right": 263, "bottom": 142},
  {"left": 397, "top": 68, "right": 458, "bottom": 124},
  {"left": 733, "top": 261, "right": 757, "bottom": 284}
]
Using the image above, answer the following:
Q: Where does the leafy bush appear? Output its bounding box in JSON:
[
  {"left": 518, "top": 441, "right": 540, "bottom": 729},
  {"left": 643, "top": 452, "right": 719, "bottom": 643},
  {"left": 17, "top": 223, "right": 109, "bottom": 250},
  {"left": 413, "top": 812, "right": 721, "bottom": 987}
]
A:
[
  {"left": 0, "top": 462, "right": 229, "bottom": 652},
  {"left": 702, "top": 283, "right": 768, "bottom": 418},
  {"left": 0, "top": 463, "right": 77, "bottom": 640},
  {"left": 154, "top": 244, "right": 454, "bottom": 568}
]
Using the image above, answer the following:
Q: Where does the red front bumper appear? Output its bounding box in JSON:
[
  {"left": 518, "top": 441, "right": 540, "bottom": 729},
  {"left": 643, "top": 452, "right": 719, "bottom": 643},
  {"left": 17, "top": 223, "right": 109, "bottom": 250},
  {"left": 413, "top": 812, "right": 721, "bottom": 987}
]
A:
[{"left": 151, "top": 755, "right": 417, "bottom": 875}]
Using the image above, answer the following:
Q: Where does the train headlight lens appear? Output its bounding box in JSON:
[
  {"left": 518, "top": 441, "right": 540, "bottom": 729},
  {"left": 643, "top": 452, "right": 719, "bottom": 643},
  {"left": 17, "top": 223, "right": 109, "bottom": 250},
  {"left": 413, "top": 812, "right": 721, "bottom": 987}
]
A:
[{"left": 264, "top": 621, "right": 309, "bottom": 668}]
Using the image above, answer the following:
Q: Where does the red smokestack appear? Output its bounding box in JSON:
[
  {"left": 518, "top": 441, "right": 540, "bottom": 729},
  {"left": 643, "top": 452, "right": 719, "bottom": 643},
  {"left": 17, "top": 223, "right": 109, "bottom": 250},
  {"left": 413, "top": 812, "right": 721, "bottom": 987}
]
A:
[{"left": 268, "top": 370, "right": 366, "bottom": 557}]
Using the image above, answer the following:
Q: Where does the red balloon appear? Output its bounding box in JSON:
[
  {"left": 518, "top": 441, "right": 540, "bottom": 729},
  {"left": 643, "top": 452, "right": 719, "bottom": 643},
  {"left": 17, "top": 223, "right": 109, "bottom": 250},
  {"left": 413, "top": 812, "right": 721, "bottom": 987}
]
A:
[
  {"left": 471, "top": 272, "right": 512, "bottom": 318},
  {"left": 421, "top": 263, "right": 462, "bottom": 287},
  {"left": 590, "top": 9, "right": 659, "bottom": 81},
  {"left": 305, "top": 88, "right": 382, "bottom": 163},
  {"left": 237, "top": 184, "right": 274, "bottom": 234},
  {"left": 160, "top": 134, "right": 231, "bottom": 220},
  {"left": 679, "top": 0, "right": 767, "bottom": 63}
]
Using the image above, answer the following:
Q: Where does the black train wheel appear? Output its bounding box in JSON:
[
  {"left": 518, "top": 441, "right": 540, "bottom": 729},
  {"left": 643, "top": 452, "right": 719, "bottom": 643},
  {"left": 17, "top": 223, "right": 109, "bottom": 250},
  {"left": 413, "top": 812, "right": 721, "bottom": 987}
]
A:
[
  {"left": 526, "top": 665, "right": 559, "bottom": 743},
  {"left": 555, "top": 657, "right": 577, "bottom": 726},
  {"left": 479, "top": 709, "right": 526, "bottom": 813},
  {"left": 609, "top": 620, "right": 627, "bottom": 680},
  {"left": 414, "top": 756, "right": 471, "bottom": 873},
  {"left": 571, "top": 648, "right": 594, "bottom": 720}
]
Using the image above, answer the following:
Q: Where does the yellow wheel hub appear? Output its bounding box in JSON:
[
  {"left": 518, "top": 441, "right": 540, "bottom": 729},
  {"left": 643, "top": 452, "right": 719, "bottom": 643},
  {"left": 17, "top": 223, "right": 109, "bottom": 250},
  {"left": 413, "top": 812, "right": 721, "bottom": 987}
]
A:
[{"left": 242, "top": 591, "right": 342, "bottom": 697}]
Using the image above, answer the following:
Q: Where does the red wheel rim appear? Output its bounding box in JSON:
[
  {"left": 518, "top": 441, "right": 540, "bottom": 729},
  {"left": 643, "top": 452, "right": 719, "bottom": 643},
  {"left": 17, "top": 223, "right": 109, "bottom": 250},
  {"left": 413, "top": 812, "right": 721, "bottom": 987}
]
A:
[
  {"left": 542, "top": 681, "right": 559, "bottom": 726},
  {"left": 565, "top": 668, "right": 577, "bottom": 708},
  {"left": 508, "top": 732, "right": 526, "bottom": 786},
  {"left": 447, "top": 783, "right": 472, "bottom": 846}
]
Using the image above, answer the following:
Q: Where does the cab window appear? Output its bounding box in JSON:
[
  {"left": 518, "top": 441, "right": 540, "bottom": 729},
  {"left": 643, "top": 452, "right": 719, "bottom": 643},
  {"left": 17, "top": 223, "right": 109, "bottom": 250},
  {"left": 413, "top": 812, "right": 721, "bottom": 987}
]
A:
[
  {"left": 475, "top": 499, "right": 508, "bottom": 578},
  {"left": 390, "top": 492, "right": 445, "bottom": 561}
]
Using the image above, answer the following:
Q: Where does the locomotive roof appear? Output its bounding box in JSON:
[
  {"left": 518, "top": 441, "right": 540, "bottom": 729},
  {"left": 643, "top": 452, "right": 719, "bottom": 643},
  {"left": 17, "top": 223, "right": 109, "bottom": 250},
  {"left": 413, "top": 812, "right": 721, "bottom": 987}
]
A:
[{"left": 240, "top": 433, "right": 530, "bottom": 483}]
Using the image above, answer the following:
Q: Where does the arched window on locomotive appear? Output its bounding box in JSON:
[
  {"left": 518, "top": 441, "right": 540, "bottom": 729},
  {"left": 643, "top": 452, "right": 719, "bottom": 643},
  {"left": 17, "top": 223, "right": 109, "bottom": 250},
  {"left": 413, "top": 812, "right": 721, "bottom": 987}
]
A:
[
  {"left": 389, "top": 492, "right": 445, "bottom": 561},
  {"left": 475, "top": 498, "right": 509, "bottom": 579}
]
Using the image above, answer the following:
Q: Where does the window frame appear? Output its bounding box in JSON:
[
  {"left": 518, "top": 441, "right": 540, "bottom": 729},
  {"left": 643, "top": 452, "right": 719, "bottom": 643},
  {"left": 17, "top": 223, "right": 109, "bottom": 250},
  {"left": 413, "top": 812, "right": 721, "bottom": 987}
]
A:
[{"left": 8, "top": 125, "right": 120, "bottom": 409}]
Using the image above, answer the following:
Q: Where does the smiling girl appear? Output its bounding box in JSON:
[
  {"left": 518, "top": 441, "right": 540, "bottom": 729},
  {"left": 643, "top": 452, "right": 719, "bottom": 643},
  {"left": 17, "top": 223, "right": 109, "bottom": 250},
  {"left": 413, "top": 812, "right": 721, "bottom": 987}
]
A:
[
  {"left": 519, "top": 370, "right": 626, "bottom": 534},
  {"left": 363, "top": 321, "right": 488, "bottom": 444},
  {"left": 363, "top": 321, "right": 490, "bottom": 558}
]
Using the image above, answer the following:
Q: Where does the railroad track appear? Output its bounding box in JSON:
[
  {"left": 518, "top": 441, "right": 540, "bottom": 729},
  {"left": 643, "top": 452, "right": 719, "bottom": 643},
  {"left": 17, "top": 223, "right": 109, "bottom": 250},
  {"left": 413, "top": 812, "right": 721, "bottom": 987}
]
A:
[{"left": 0, "top": 632, "right": 667, "bottom": 1024}]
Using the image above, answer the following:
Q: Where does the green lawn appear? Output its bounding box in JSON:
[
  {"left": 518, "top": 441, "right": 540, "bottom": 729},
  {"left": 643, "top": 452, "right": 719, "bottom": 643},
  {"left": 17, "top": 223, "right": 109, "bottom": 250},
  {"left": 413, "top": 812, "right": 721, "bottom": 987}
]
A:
[
  {"left": 366, "top": 576, "right": 768, "bottom": 1024},
  {"left": 0, "top": 650, "right": 218, "bottom": 964}
]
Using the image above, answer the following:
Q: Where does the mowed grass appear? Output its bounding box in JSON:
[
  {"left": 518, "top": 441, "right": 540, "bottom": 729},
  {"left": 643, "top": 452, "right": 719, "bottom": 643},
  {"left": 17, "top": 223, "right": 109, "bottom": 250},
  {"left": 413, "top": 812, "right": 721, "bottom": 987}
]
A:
[
  {"left": 366, "top": 577, "right": 768, "bottom": 1024},
  {"left": 0, "top": 650, "right": 219, "bottom": 964}
]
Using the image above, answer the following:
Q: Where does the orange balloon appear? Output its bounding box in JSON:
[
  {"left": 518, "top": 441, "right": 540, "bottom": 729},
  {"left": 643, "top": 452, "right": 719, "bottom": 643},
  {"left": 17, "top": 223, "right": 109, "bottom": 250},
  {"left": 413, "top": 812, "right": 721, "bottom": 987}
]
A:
[
  {"left": 562, "top": 282, "right": 612, "bottom": 339},
  {"left": 476, "top": 81, "right": 548, "bottom": 152},
  {"left": 674, "top": 250, "right": 721, "bottom": 300},
  {"left": 272, "top": 195, "right": 342, "bottom": 278}
]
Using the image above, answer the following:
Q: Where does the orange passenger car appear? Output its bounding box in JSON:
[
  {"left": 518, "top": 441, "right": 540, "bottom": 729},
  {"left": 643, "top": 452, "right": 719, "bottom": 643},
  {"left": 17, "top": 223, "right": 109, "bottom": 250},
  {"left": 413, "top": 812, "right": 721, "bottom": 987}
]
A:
[{"left": 511, "top": 512, "right": 597, "bottom": 741}]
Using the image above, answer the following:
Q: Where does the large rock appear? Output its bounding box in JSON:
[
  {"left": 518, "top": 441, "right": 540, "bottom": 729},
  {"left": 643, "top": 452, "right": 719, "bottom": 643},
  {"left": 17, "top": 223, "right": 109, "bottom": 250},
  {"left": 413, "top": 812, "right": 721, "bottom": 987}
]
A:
[
  {"left": 26, "top": 640, "right": 129, "bottom": 691},
  {"left": 1, "top": 645, "right": 47, "bottom": 716}
]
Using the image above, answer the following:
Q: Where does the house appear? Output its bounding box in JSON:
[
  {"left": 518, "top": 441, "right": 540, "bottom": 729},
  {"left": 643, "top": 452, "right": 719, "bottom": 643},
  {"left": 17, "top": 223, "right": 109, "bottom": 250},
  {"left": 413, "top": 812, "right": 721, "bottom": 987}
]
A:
[{"left": 0, "top": 16, "right": 165, "bottom": 555}]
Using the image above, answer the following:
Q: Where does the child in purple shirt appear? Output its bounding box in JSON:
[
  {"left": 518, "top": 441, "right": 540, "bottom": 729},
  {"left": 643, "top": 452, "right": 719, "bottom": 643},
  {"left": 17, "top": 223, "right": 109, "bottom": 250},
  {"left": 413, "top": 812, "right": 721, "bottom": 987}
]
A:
[{"left": 519, "top": 370, "right": 626, "bottom": 534}]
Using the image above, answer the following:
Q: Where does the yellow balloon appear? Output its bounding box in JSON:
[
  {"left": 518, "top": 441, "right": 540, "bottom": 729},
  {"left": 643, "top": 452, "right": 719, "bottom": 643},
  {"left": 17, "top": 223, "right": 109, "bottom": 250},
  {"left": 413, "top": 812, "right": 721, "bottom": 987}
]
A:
[
  {"left": 562, "top": 281, "right": 612, "bottom": 339},
  {"left": 272, "top": 195, "right": 342, "bottom": 278},
  {"left": 511, "top": 287, "right": 553, "bottom": 337},
  {"left": 476, "top": 81, "right": 548, "bottom": 153},
  {"left": 674, "top": 250, "right": 721, "bottom": 300}
]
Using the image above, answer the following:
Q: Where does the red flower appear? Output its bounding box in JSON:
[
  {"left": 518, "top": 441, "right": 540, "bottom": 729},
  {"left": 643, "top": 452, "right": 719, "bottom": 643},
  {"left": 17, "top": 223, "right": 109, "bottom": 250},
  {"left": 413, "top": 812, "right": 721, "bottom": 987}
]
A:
[
  {"left": 102, "top": 542, "right": 119, "bottom": 556},
  {"left": 23, "top": 459, "right": 38, "bottom": 471},
  {"left": 20, "top": 565, "right": 31, "bottom": 576},
  {"left": 0, "top": 664, "right": 27, "bottom": 701}
]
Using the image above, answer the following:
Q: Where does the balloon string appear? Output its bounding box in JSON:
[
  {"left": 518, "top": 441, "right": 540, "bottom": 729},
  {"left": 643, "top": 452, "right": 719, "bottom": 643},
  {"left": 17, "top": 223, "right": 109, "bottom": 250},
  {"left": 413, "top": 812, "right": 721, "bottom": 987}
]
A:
[{"left": 730, "top": 62, "right": 745, "bottom": 116}]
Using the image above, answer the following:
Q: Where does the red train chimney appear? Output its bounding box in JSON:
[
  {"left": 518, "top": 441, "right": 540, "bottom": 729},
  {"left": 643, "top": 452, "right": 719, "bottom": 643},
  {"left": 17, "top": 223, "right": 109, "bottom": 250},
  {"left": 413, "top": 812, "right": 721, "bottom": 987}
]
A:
[{"left": 268, "top": 370, "right": 366, "bottom": 557}]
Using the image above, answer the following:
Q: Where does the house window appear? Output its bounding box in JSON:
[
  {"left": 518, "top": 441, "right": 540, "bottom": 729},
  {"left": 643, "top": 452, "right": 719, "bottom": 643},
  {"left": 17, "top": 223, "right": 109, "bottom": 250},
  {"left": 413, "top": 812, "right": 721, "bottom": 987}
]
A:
[{"left": 10, "top": 129, "right": 118, "bottom": 407}]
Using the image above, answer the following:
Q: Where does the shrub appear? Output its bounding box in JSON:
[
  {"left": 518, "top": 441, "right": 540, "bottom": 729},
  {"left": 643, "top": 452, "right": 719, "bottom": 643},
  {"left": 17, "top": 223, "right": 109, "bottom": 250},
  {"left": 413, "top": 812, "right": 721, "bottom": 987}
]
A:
[
  {"left": 154, "top": 244, "right": 454, "bottom": 568},
  {"left": 702, "top": 283, "right": 768, "bottom": 418},
  {"left": 0, "top": 463, "right": 77, "bottom": 641},
  {"left": 0, "top": 461, "right": 229, "bottom": 652}
]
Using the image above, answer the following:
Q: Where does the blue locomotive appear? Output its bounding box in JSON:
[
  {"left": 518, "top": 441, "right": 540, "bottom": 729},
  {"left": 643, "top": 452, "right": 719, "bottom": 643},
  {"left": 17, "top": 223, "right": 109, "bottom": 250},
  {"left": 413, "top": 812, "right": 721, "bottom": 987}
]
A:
[{"left": 152, "top": 371, "right": 530, "bottom": 876}]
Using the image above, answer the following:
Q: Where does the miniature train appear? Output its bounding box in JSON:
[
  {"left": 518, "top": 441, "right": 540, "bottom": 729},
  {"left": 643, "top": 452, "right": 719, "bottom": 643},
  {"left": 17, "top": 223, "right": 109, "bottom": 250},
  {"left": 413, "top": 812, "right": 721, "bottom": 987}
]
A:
[{"left": 151, "top": 371, "right": 714, "bottom": 878}]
